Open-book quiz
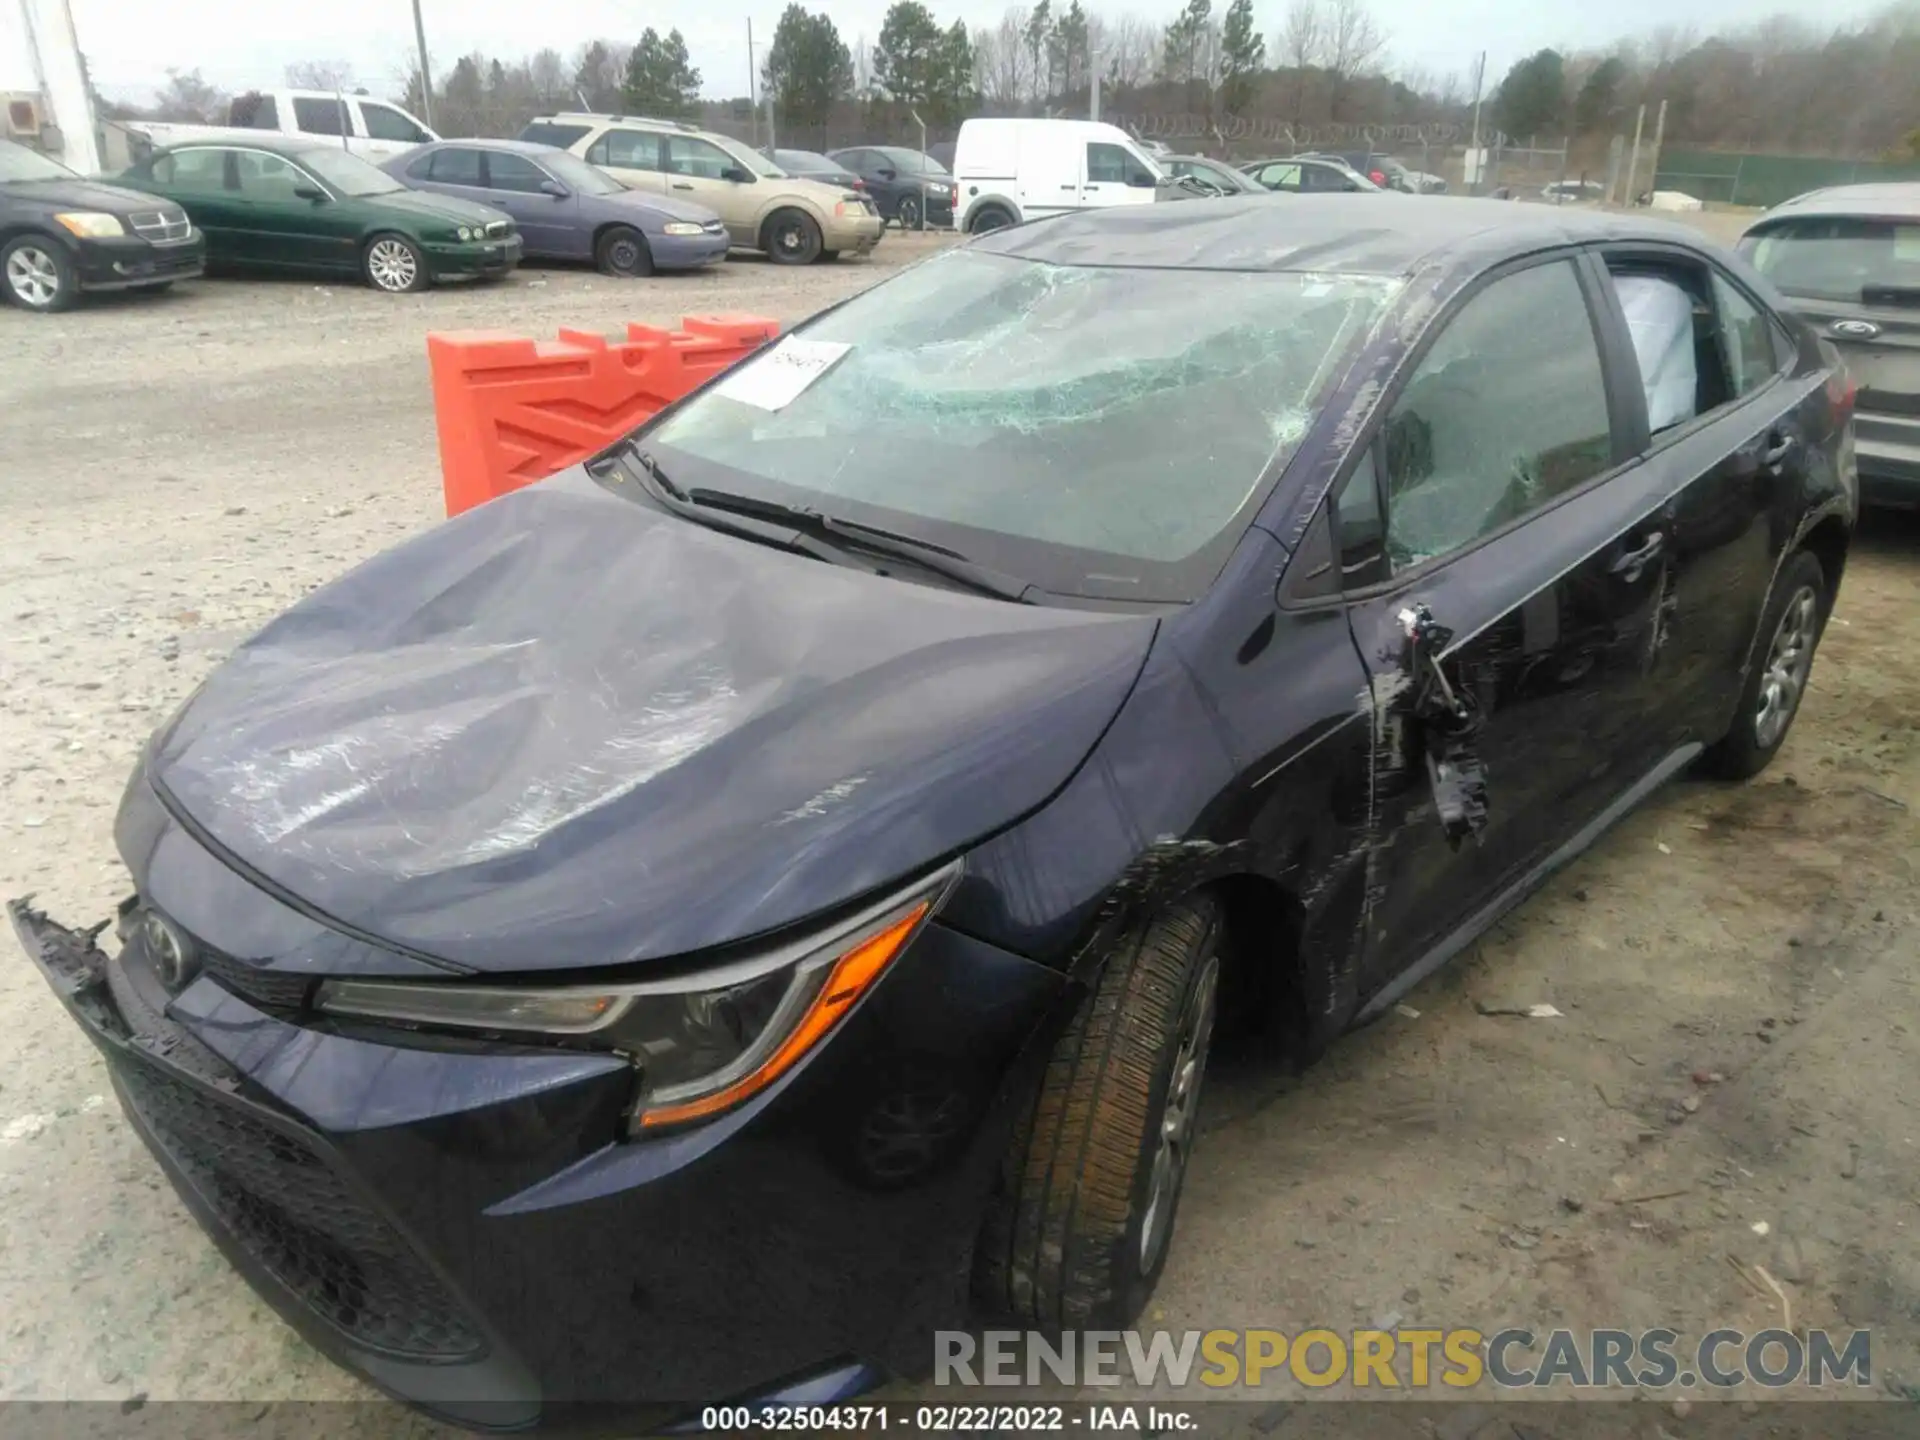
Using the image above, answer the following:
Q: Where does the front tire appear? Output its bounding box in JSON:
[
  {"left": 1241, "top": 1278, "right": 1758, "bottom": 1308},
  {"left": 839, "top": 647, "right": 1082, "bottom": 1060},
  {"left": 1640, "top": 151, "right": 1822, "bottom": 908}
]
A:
[
  {"left": 974, "top": 895, "right": 1223, "bottom": 1330},
  {"left": 596, "top": 225, "right": 653, "bottom": 277},
  {"left": 1702, "top": 549, "right": 1828, "bottom": 780},
  {"left": 967, "top": 204, "right": 1015, "bottom": 234},
  {"left": 897, "top": 195, "right": 923, "bottom": 230},
  {"left": 2, "top": 236, "right": 77, "bottom": 312},
  {"left": 362, "top": 233, "right": 429, "bottom": 294},
  {"left": 762, "top": 208, "right": 823, "bottom": 265}
]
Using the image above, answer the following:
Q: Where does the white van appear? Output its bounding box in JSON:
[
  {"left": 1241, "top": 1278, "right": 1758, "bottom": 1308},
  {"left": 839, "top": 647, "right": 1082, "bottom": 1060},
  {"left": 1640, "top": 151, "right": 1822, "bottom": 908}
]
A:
[{"left": 950, "top": 119, "right": 1163, "bottom": 234}]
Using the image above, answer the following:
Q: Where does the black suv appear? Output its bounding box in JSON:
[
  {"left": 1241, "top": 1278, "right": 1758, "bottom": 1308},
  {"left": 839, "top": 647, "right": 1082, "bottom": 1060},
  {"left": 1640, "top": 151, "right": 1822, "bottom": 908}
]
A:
[{"left": 1, "top": 138, "right": 204, "bottom": 313}]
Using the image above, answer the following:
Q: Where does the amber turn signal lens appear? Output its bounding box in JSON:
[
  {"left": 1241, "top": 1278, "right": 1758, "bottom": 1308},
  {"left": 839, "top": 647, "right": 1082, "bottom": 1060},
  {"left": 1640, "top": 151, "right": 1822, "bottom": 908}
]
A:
[{"left": 637, "top": 900, "right": 931, "bottom": 1129}]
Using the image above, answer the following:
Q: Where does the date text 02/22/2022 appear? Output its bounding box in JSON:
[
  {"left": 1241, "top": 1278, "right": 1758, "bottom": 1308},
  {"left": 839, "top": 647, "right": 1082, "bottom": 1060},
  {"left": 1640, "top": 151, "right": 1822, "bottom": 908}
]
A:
[{"left": 696, "top": 1404, "right": 1196, "bottom": 1432}]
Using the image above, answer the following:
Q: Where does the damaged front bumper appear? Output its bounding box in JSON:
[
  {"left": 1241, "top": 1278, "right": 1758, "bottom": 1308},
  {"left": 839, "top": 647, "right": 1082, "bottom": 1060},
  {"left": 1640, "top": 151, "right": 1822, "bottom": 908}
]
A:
[{"left": 10, "top": 887, "right": 1068, "bottom": 1428}]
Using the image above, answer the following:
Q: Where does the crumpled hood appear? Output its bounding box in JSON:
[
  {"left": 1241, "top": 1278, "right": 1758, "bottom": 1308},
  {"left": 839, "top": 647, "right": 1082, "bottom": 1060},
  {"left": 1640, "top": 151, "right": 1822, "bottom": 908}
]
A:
[{"left": 150, "top": 469, "right": 1155, "bottom": 974}]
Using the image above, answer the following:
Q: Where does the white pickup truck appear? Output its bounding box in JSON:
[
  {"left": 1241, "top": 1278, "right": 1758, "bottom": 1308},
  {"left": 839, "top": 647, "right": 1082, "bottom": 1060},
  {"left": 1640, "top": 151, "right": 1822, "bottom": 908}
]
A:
[{"left": 124, "top": 89, "right": 439, "bottom": 164}]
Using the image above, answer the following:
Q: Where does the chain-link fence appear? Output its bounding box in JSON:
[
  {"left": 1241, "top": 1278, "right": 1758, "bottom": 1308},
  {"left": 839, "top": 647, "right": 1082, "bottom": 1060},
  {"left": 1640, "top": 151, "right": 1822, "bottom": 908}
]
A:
[{"left": 1651, "top": 148, "right": 1920, "bottom": 210}]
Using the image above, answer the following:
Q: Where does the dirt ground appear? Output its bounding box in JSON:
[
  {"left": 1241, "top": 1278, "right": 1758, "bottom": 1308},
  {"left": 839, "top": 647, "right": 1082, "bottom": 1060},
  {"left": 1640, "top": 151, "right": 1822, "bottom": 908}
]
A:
[{"left": 0, "top": 220, "right": 1914, "bottom": 1429}]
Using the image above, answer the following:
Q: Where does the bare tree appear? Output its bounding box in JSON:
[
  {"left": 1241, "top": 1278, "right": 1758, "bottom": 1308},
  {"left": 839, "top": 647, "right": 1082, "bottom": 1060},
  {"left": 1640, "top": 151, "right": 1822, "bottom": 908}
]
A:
[
  {"left": 1278, "top": 0, "right": 1321, "bottom": 125},
  {"left": 1324, "top": 0, "right": 1386, "bottom": 120},
  {"left": 528, "top": 48, "right": 568, "bottom": 104},
  {"left": 1101, "top": 14, "right": 1157, "bottom": 92},
  {"left": 285, "top": 60, "right": 357, "bottom": 91},
  {"left": 978, "top": 8, "right": 1033, "bottom": 108}
]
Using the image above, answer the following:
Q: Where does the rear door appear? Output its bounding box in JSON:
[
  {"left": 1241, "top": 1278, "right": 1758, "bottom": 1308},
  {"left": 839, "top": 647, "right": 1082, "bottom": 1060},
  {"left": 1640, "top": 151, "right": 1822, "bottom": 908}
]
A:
[
  {"left": 1320, "top": 255, "right": 1679, "bottom": 998},
  {"left": 587, "top": 128, "right": 668, "bottom": 199},
  {"left": 1587, "top": 246, "right": 1812, "bottom": 748},
  {"left": 147, "top": 148, "right": 241, "bottom": 262},
  {"left": 1743, "top": 215, "right": 1920, "bottom": 506},
  {"left": 481, "top": 149, "right": 577, "bottom": 257},
  {"left": 288, "top": 95, "right": 354, "bottom": 150}
]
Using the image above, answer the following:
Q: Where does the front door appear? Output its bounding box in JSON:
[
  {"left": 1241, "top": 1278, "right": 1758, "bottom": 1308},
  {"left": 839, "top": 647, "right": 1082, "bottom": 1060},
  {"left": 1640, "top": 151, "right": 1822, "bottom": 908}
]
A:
[
  {"left": 1330, "top": 255, "right": 1678, "bottom": 998},
  {"left": 229, "top": 151, "right": 359, "bottom": 273},
  {"left": 1082, "top": 141, "right": 1157, "bottom": 210},
  {"left": 480, "top": 149, "right": 578, "bottom": 258},
  {"left": 662, "top": 134, "right": 756, "bottom": 245}
]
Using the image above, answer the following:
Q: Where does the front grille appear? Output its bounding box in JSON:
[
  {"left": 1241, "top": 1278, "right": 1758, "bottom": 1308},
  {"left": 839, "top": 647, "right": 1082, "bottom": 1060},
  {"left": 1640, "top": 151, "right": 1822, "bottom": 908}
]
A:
[
  {"left": 129, "top": 209, "right": 192, "bottom": 244},
  {"left": 116, "top": 1055, "right": 483, "bottom": 1360},
  {"left": 485, "top": 220, "right": 511, "bottom": 239},
  {"left": 198, "top": 949, "right": 314, "bottom": 1011}
]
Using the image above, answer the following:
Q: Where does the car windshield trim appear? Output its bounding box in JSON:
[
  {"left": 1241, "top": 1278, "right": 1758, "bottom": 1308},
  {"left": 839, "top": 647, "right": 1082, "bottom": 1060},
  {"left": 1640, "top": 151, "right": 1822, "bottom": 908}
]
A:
[
  {"left": 0, "top": 142, "right": 77, "bottom": 183},
  {"left": 635, "top": 250, "right": 1402, "bottom": 604},
  {"left": 711, "top": 135, "right": 783, "bottom": 178},
  {"left": 297, "top": 147, "right": 404, "bottom": 197}
]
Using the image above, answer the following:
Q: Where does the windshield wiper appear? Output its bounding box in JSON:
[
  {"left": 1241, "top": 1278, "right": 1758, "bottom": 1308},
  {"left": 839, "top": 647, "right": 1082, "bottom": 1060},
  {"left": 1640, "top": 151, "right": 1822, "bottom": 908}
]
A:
[
  {"left": 684, "top": 486, "right": 1037, "bottom": 603},
  {"left": 597, "top": 445, "right": 848, "bottom": 566}
]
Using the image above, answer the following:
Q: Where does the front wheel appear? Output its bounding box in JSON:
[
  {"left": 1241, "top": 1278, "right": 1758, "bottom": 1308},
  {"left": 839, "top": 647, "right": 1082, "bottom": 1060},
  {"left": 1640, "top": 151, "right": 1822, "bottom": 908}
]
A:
[
  {"left": 897, "top": 195, "right": 923, "bottom": 230},
  {"left": 762, "top": 209, "right": 823, "bottom": 265},
  {"left": 362, "top": 233, "right": 429, "bottom": 294},
  {"left": 967, "top": 204, "right": 1014, "bottom": 234},
  {"left": 596, "top": 225, "right": 653, "bottom": 277},
  {"left": 974, "top": 895, "right": 1223, "bottom": 1330},
  {"left": 2, "top": 236, "right": 77, "bottom": 312},
  {"left": 1701, "top": 549, "right": 1828, "bottom": 780}
]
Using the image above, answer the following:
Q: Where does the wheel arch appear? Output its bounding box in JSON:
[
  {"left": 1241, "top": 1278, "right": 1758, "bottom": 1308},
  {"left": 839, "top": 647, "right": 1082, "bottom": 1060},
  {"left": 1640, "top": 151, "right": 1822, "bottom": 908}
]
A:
[
  {"left": 1798, "top": 512, "right": 1850, "bottom": 611},
  {"left": 961, "top": 194, "right": 1020, "bottom": 232}
]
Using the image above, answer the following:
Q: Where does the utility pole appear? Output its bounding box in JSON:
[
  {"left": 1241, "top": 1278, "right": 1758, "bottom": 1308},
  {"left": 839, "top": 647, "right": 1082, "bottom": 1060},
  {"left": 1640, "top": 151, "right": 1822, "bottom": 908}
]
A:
[
  {"left": 410, "top": 0, "right": 435, "bottom": 128},
  {"left": 747, "top": 18, "right": 758, "bottom": 147},
  {"left": 1466, "top": 50, "right": 1486, "bottom": 195},
  {"left": 1623, "top": 102, "right": 1646, "bottom": 207},
  {"left": 1645, "top": 98, "right": 1668, "bottom": 203}
]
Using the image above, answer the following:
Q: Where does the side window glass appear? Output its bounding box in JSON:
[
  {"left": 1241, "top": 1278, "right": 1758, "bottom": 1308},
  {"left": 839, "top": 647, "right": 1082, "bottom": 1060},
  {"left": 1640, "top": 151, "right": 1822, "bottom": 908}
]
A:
[
  {"left": 1382, "top": 260, "right": 1612, "bottom": 569},
  {"left": 234, "top": 151, "right": 307, "bottom": 200},
  {"left": 1611, "top": 272, "right": 1702, "bottom": 431},
  {"left": 1086, "top": 142, "right": 1130, "bottom": 184},
  {"left": 427, "top": 148, "right": 483, "bottom": 185},
  {"left": 600, "top": 130, "right": 661, "bottom": 171},
  {"left": 665, "top": 137, "right": 731, "bottom": 178},
  {"left": 157, "top": 152, "right": 226, "bottom": 188},
  {"left": 1712, "top": 273, "right": 1779, "bottom": 398},
  {"left": 1265, "top": 164, "right": 1302, "bottom": 192},
  {"left": 486, "top": 152, "right": 548, "bottom": 193},
  {"left": 291, "top": 96, "right": 349, "bottom": 137},
  {"left": 231, "top": 94, "right": 279, "bottom": 130},
  {"left": 360, "top": 102, "right": 428, "bottom": 144},
  {"left": 1334, "top": 449, "right": 1388, "bottom": 586}
]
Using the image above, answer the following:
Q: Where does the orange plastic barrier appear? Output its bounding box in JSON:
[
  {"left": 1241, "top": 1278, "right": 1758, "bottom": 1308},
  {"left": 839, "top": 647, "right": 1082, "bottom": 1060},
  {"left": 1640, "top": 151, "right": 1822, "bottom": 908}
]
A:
[{"left": 427, "top": 315, "right": 780, "bottom": 517}]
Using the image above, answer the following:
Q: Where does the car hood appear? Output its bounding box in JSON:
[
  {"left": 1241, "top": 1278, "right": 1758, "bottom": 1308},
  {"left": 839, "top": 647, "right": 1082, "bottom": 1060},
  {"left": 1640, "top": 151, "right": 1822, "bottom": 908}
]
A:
[
  {"left": 4, "top": 175, "right": 171, "bottom": 213},
  {"left": 598, "top": 188, "right": 722, "bottom": 226},
  {"left": 148, "top": 468, "right": 1156, "bottom": 975},
  {"left": 364, "top": 188, "right": 507, "bottom": 226}
]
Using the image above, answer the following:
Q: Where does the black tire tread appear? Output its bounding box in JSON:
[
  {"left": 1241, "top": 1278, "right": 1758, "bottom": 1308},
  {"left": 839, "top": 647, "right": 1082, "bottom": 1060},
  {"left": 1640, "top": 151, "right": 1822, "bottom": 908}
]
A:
[{"left": 975, "top": 895, "right": 1219, "bottom": 1330}]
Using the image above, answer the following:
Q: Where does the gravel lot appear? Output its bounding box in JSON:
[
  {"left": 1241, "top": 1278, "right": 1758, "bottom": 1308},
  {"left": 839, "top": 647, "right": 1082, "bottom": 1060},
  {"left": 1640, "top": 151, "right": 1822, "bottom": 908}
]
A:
[{"left": 1, "top": 222, "right": 1915, "bottom": 1427}]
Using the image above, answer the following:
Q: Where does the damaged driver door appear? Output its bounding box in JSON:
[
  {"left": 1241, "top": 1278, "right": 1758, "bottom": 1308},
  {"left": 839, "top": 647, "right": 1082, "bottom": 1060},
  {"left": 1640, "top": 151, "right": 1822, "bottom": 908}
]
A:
[{"left": 1329, "top": 256, "right": 1670, "bottom": 999}]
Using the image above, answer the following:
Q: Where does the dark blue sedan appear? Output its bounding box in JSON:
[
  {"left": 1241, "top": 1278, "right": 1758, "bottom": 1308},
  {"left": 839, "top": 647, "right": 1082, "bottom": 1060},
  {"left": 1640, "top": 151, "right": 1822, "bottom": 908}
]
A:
[
  {"left": 384, "top": 139, "right": 729, "bottom": 275},
  {"left": 12, "top": 196, "right": 1855, "bottom": 1428}
]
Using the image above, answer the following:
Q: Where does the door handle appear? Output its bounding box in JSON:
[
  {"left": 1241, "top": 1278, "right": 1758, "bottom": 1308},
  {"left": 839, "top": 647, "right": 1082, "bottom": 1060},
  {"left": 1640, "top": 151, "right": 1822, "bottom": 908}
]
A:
[
  {"left": 1608, "top": 530, "right": 1666, "bottom": 582},
  {"left": 1059, "top": 183, "right": 1076, "bottom": 190},
  {"left": 672, "top": 181, "right": 694, "bottom": 190},
  {"left": 1759, "top": 431, "right": 1796, "bottom": 469}
]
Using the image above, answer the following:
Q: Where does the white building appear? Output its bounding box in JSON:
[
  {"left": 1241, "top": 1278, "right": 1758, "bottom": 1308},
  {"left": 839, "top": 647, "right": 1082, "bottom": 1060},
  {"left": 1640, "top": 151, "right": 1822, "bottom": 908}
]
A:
[{"left": 1, "top": 0, "right": 103, "bottom": 174}]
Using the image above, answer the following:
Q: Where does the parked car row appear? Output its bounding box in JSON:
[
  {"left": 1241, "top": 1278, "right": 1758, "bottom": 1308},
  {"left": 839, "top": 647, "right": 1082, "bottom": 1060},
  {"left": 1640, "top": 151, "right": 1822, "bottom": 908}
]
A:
[{"left": 2, "top": 115, "right": 888, "bottom": 313}]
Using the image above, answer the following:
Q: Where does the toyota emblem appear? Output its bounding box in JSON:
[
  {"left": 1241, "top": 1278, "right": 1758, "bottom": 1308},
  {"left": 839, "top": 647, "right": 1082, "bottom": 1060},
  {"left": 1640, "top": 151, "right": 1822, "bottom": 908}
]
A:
[
  {"left": 1831, "top": 319, "right": 1881, "bottom": 339},
  {"left": 142, "top": 910, "right": 199, "bottom": 991}
]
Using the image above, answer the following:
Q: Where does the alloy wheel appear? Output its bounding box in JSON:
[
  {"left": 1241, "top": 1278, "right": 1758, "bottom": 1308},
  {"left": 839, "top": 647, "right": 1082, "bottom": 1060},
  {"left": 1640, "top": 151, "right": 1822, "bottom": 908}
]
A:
[
  {"left": 1755, "top": 585, "right": 1819, "bottom": 750},
  {"left": 1139, "top": 952, "right": 1221, "bottom": 1273},
  {"left": 5, "top": 244, "right": 61, "bottom": 309},
  {"left": 367, "top": 238, "right": 419, "bottom": 293}
]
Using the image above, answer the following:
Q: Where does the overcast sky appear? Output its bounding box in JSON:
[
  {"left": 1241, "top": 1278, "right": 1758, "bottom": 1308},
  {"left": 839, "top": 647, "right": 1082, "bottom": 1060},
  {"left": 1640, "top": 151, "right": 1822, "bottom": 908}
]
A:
[{"left": 73, "top": 0, "right": 1894, "bottom": 106}]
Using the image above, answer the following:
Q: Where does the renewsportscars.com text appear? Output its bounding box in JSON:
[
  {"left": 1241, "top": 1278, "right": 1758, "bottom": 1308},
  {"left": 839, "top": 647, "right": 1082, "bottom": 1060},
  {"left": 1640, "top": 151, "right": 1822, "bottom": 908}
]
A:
[{"left": 935, "top": 1327, "right": 1873, "bottom": 1390}]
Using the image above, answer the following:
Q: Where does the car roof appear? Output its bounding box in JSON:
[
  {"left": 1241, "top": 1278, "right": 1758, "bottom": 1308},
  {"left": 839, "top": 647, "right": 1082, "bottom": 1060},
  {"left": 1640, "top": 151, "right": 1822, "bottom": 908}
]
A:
[
  {"left": 974, "top": 193, "right": 1717, "bottom": 275},
  {"left": 1751, "top": 182, "right": 1920, "bottom": 225},
  {"left": 158, "top": 134, "right": 337, "bottom": 158},
  {"left": 419, "top": 138, "right": 560, "bottom": 156}
]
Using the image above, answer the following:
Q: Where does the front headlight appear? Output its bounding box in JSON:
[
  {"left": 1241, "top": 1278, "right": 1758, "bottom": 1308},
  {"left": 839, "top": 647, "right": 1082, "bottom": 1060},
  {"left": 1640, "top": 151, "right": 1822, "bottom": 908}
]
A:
[
  {"left": 316, "top": 864, "right": 957, "bottom": 1132},
  {"left": 456, "top": 225, "right": 475, "bottom": 241},
  {"left": 54, "top": 212, "right": 125, "bottom": 238},
  {"left": 661, "top": 221, "right": 705, "bottom": 236}
]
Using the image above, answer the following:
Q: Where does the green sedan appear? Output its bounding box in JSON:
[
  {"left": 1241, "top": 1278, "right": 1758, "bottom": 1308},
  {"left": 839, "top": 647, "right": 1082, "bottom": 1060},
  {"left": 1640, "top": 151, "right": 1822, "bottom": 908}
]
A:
[{"left": 119, "top": 138, "right": 522, "bottom": 293}]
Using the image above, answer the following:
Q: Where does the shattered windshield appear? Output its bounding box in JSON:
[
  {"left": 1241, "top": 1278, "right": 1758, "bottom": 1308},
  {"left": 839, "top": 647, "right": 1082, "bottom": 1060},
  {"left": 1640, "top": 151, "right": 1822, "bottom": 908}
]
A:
[{"left": 645, "top": 250, "right": 1400, "bottom": 601}]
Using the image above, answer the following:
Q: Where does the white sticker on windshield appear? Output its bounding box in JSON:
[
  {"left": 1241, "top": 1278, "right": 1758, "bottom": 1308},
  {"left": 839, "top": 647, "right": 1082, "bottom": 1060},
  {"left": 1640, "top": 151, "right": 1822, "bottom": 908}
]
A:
[{"left": 714, "top": 337, "right": 852, "bottom": 411}]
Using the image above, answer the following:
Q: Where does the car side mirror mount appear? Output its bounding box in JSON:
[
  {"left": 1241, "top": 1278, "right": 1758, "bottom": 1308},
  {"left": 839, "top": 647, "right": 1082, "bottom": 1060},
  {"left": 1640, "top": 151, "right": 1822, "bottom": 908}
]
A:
[
  {"left": 293, "top": 185, "right": 327, "bottom": 202},
  {"left": 540, "top": 179, "right": 569, "bottom": 198},
  {"left": 877, "top": 167, "right": 896, "bottom": 180},
  {"left": 722, "top": 166, "right": 754, "bottom": 183}
]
